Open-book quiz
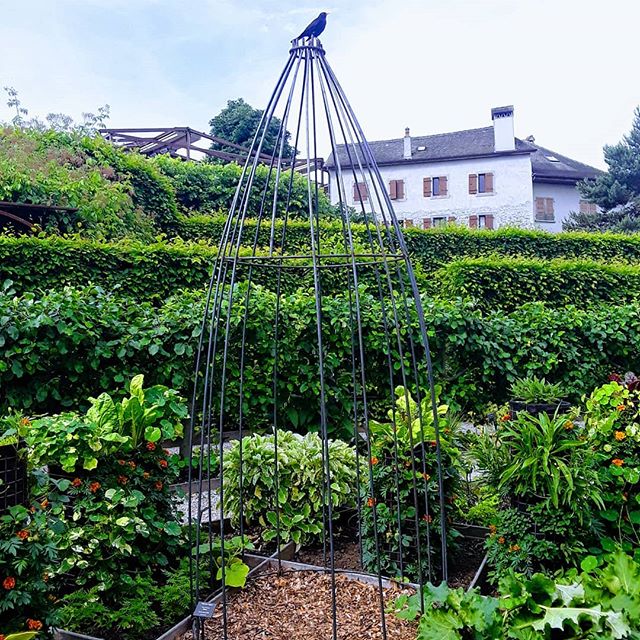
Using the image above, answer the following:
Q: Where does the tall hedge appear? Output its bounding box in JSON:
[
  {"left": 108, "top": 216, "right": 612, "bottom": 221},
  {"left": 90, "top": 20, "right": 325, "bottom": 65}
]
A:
[
  {"left": 2, "top": 285, "right": 639, "bottom": 425},
  {"left": 433, "top": 257, "right": 640, "bottom": 311}
]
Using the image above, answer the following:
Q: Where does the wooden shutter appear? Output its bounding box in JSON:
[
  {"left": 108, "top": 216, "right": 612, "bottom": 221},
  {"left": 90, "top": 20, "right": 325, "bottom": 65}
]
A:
[
  {"left": 397, "top": 180, "right": 405, "bottom": 199},
  {"left": 448, "top": 216, "right": 456, "bottom": 223},
  {"left": 547, "top": 197, "right": 554, "bottom": 214},
  {"left": 485, "top": 214, "right": 494, "bottom": 230},
  {"left": 389, "top": 180, "right": 397, "bottom": 200},
  {"left": 535, "top": 197, "right": 546, "bottom": 218},
  {"left": 469, "top": 174, "right": 478, "bottom": 194},
  {"left": 485, "top": 173, "right": 494, "bottom": 193},
  {"left": 423, "top": 218, "right": 431, "bottom": 229},
  {"left": 440, "top": 176, "right": 448, "bottom": 196},
  {"left": 469, "top": 215, "right": 478, "bottom": 229},
  {"left": 423, "top": 177, "right": 432, "bottom": 197},
  {"left": 353, "top": 181, "right": 368, "bottom": 202}
]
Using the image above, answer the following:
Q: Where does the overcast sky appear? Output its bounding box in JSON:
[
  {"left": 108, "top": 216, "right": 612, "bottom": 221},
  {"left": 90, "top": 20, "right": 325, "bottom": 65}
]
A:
[{"left": 1, "top": 0, "right": 639, "bottom": 169}]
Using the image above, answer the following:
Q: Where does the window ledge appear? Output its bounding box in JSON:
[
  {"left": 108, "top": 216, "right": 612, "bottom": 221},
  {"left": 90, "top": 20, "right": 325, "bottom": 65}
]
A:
[{"left": 474, "top": 192, "right": 496, "bottom": 197}]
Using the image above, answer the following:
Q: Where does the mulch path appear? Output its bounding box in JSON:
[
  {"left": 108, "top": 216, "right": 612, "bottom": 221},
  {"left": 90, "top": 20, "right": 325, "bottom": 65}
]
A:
[{"left": 181, "top": 571, "right": 417, "bottom": 640}]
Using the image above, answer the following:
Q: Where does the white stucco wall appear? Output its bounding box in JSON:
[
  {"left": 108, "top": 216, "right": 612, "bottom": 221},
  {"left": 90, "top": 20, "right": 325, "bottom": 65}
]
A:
[
  {"left": 328, "top": 154, "right": 535, "bottom": 229},
  {"left": 532, "top": 182, "right": 583, "bottom": 233}
]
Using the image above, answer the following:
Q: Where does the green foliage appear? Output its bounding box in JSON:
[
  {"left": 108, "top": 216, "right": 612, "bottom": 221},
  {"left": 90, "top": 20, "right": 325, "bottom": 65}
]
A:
[
  {"left": 360, "top": 387, "right": 463, "bottom": 581},
  {"left": 393, "top": 550, "right": 640, "bottom": 639},
  {"left": 223, "top": 430, "right": 360, "bottom": 546},
  {"left": 0, "top": 127, "right": 177, "bottom": 239},
  {"left": 433, "top": 256, "right": 640, "bottom": 311},
  {"left": 154, "top": 156, "right": 333, "bottom": 219},
  {"left": 209, "top": 97, "right": 295, "bottom": 159},
  {"left": 510, "top": 376, "right": 564, "bottom": 404}
]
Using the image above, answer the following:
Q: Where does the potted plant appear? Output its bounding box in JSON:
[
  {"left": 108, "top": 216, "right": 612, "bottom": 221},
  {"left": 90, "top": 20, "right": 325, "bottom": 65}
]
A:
[{"left": 508, "top": 376, "right": 571, "bottom": 419}]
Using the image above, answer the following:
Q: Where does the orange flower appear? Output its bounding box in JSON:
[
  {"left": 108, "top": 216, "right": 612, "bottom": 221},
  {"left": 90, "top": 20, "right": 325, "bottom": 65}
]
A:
[
  {"left": 3, "top": 576, "right": 15, "bottom": 590},
  {"left": 489, "top": 524, "right": 497, "bottom": 535},
  {"left": 154, "top": 481, "right": 164, "bottom": 491},
  {"left": 370, "top": 456, "right": 379, "bottom": 466},
  {"left": 16, "top": 529, "right": 29, "bottom": 540},
  {"left": 89, "top": 481, "right": 101, "bottom": 493},
  {"left": 422, "top": 514, "right": 433, "bottom": 523},
  {"left": 612, "top": 458, "right": 625, "bottom": 467},
  {"left": 564, "top": 421, "right": 575, "bottom": 430},
  {"left": 501, "top": 413, "right": 511, "bottom": 422},
  {"left": 72, "top": 477, "right": 82, "bottom": 487},
  {"left": 118, "top": 459, "right": 126, "bottom": 466},
  {"left": 498, "top": 536, "right": 505, "bottom": 545},
  {"left": 117, "top": 475, "right": 128, "bottom": 485},
  {"left": 143, "top": 472, "right": 150, "bottom": 479},
  {"left": 128, "top": 461, "right": 136, "bottom": 469},
  {"left": 40, "top": 499, "right": 48, "bottom": 509},
  {"left": 27, "top": 619, "right": 43, "bottom": 631},
  {"left": 509, "top": 544, "right": 521, "bottom": 552},
  {"left": 158, "top": 459, "right": 168, "bottom": 469},
  {"left": 19, "top": 417, "right": 31, "bottom": 427},
  {"left": 617, "top": 404, "right": 626, "bottom": 412},
  {"left": 615, "top": 431, "right": 627, "bottom": 441},
  {"left": 367, "top": 497, "right": 375, "bottom": 508},
  {"left": 146, "top": 442, "right": 156, "bottom": 451},
  {"left": 422, "top": 472, "right": 431, "bottom": 481}
]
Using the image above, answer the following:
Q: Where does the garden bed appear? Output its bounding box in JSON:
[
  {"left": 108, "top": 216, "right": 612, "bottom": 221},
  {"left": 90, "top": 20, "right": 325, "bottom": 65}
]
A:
[{"left": 180, "top": 567, "right": 417, "bottom": 640}]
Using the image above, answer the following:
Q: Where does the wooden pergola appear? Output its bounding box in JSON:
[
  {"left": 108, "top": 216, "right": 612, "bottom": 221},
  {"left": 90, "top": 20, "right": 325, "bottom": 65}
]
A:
[{"left": 0, "top": 201, "right": 78, "bottom": 233}]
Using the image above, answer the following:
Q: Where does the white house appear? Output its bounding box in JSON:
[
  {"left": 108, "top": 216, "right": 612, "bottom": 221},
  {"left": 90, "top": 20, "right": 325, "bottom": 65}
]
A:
[{"left": 325, "top": 106, "right": 601, "bottom": 231}]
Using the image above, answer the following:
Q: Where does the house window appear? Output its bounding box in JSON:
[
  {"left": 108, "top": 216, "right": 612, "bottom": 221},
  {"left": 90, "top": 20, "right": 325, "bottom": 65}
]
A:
[
  {"left": 535, "top": 197, "right": 555, "bottom": 222},
  {"left": 579, "top": 200, "right": 598, "bottom": 215},
  {"left": 423, "top": 176, "right": 448, "bottom": 197},
  {"left": 478, "top": 214, "right": 495, "bottom": 230},
  {"left": 432, "top": 217, "right": 447, "bottom": 228},
  {"left": 389, "top": 179, "right": 405, "bottom": 200},
  {"left": 353, "top": 181, "right": 368, "bottom": 202},
  {"left": 404, "top": 219, "right": 414, "bottom": 228},
  {"left": 469, "top": 173, "right": 494, "bottom": 194}
]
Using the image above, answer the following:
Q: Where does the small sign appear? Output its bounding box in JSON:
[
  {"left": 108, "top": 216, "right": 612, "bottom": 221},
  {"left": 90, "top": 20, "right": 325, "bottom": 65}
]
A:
[{"left": 194, "top": 601, "right": 216, "bottom": 618}]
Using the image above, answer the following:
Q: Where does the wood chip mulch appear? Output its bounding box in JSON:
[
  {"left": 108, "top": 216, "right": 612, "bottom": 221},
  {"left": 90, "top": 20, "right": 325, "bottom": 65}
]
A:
[{"left": 181, "top": 571, "right": 418, "bottom": 640}]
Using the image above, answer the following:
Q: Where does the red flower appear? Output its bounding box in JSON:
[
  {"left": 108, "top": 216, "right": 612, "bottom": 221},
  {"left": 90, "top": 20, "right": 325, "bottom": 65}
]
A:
[
  {"left": 117, "top": 475, "right": 128, "bottom": 485},
  {"left": 158, "top": 459, "right": 168, "bottom": 469},
  {"left": 0, "top": 633, "right": 6, "bottom": 640},
  {"left": 154, "top": 481, "right": 164, "bottom": 491},
  {"left": 72, "top": 478, "right": 82, "bottom": 487},
  {"left": 146, "top": 442, "right": 156, "bottom": 451},
  {"left": 118, "top": 459, "right": 126, "bottom": 466},
  {"left": 16, "top": 529, "right": 29, "bottom": 540},
  {"left": 27, "top": 619, "right": 43, "bottom": 631},
  {"left": 609, "top": 373, "right": 623, "bottom": 382},
  {"left": 422, "top": 514, "right": 433, "bottom": 523},
  {"left": 89, "top": 481, "right": 101, "bottom": 493},
  {"left": 3, "top": 576, "right": 15, "bottom": 590}
]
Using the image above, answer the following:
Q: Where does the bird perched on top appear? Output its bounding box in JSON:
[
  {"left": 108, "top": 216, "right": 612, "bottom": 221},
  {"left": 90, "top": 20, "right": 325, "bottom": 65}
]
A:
[{"left": 293, "top": 12, "right": 328, "bottom": 43}]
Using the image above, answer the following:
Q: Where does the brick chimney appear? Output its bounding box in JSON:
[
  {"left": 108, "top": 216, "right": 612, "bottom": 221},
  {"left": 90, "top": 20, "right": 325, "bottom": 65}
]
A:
[
  {"left": 403, "top": 127, "right": 412, "bottom": 159},
  {"left": 491, "top": 106, "right": 515, "bottom": 152}
]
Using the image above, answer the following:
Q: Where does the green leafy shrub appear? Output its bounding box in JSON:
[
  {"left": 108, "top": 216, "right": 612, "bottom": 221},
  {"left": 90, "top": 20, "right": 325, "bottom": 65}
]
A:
[
  {"left": 433, "top": 256, "right": 640, "bottom": 311},
  {"left": 393, "top": 550, "right": 640, "bottom": 639},
  {"left": 0, "top": 127, "right": 177, "bottom": 238},
  {"left": 223, "top": 430, "right": 359, "bottom": 545},
  {"left": 510, "top": 375, "right": 564, "bottom": 404},
  {"left": 360, "top": 387, "right": 463, "bottom": 582}
]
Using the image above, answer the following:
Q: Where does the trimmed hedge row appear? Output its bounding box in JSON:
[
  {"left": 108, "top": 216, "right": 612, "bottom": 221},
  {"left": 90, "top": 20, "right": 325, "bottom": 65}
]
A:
[
  {"left": 433, "top": 257, "right": 640, "bottom": 312},
  {"left": 175, "top": 215, "right": 640, "bottom": 267},
  {"left": 2, "top": 285, "right": 639, "bottom": 425}
]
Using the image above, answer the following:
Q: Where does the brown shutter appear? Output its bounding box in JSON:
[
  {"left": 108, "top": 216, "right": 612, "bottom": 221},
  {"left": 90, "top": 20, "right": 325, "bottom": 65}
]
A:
[
  {"left": 469, "top": 215, "right": 478, "bottom": 229},
  {"left": 440, "top": 176, "right": 448, "bottom": 196},
  {"left": 547, "top": 198, "right": 554, "bottom": 214},
  {"left": 397, "top": 180, "right": 405, "bottom": 199},
  {"left": 405, "top": 219, "right": 414, "bottom": 228},
  {"left": 535, "top": 197, "right": 545, "bottom": 217},
  {"left": 423, "top": 177, "right": 432, "bottom": 197},
  {"left": 423, "top": 218, "right": 431, "bottom": 229},
  {"left": 485, "top": 214, "right": 494, "bottom": 230},
  {"left": 448, "top": 216, "right": 456, "bottom": 223},
  {"left": 353, "top": 181, "right": 368, "bottom": 202},
  {"left": 389, "top": 180, "right": 397, "bottom": 200},
  {"left": 469, "top": 174, "right": 478, "bottom": 194},
  {"left": 353, "top": 182, "right": 360, "bottom": 201},
  {"left": 485, "top": 173, "right": 494, "bottom": 193}
]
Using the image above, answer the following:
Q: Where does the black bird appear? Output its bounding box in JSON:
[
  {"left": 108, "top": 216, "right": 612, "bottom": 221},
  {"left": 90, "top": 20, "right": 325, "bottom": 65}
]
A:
[{"left": 294, "top": 12, "right": 328, "bottom": 42}]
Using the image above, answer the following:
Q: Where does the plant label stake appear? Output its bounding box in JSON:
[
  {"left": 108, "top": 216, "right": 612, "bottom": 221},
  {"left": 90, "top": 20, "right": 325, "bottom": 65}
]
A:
[{"left": 194, "top": 601, "right": 216, "bottom": 618}]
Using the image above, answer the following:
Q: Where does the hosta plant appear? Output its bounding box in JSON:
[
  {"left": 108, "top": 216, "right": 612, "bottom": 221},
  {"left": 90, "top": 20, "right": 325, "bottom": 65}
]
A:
[{"left": 223, "top": 430, "right": 359, "bottom": 546}]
